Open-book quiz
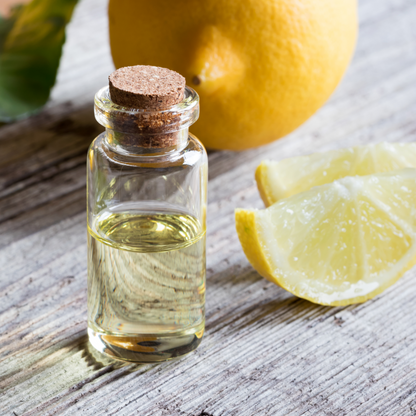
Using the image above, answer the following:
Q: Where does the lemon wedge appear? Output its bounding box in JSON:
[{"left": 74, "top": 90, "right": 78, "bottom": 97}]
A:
[
  {"left": 236, "top": 169, "right": 416, "bottom": 306},
  {"left": 256, "top": 142, "right": 416, "bottom": 206}
]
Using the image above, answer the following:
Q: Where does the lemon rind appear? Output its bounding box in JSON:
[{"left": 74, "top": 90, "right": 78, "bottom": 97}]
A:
[{"left": 235, "top": 208, "right": 280, "bottom": 286}]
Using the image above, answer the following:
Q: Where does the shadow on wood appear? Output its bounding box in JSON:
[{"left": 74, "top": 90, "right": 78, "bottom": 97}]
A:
[{"left": 205, "top": 262, "right": 345, "bottom": 338}]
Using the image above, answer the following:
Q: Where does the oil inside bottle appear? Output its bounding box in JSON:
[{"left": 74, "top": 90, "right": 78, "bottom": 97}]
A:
[{"left": 87, "top": 203, "right": 205, "bottom": 362}]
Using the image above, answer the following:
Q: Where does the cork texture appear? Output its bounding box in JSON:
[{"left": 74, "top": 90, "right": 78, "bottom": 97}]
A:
[
  {"left": 109, "top": 65, "right": 185, "bottom": 110},
  {"left": 105, "top": 65, "right": 188, "bottom": 149}
]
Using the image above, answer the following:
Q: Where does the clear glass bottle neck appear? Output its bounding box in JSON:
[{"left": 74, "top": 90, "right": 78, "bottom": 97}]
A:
[
  {"left": 94, "top": 85, "right": 199, "bottom": 157},
  {"left": 104, "top": 127, "right": 190, "bottom": 156}
]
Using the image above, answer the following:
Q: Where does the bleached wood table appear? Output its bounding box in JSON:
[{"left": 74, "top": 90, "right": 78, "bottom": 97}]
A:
[{"left": 1, "top": 0, "right": 416, "bottom": 414}]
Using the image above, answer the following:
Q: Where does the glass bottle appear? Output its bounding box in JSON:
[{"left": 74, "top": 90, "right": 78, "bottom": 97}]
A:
[{"left": 86, "top": 67, "right": 207, "bottom": 362}]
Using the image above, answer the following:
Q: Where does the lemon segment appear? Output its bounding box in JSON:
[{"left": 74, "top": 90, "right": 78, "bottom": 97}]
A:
[
  {"left": 256, "top": 142, "right": 416, "bottom": 206},
  {"left": 236, "top": 169, "right": 416, "bottom": 306}
]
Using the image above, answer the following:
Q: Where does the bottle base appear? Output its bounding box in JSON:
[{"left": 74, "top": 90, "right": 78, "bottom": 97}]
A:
[{"left": 87, "top": 323, "right": 204, "bottom": 363}]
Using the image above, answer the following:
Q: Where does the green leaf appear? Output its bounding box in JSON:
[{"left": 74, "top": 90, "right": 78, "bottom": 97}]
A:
[
  {"left": 0, "top": 6, "right": 22, "bottom": 53},
  {"left": 0, "top": 0, "right": 79, "bottom": 121}
]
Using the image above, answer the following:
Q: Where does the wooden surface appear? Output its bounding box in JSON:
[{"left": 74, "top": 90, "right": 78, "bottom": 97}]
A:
[{"left": 1, "top": 0, "right": 416, "bottom": 414}]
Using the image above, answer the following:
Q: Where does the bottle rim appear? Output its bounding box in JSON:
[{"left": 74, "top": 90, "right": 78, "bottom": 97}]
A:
[{"left": 94, "top": 85, "right": 200, "bottom": 135}]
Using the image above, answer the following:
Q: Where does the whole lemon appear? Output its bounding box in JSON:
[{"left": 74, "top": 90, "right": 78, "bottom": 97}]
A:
[{"left": 109, "top": 0, "right": 357, "bottom": 150}]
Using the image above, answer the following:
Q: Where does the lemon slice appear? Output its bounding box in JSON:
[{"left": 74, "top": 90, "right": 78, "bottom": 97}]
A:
[
  {"left": 236, "top": 169, "right": 416, "bottom": 306},
  {"left": 256, "top": 142, "right": 416, "bottom": 206}
]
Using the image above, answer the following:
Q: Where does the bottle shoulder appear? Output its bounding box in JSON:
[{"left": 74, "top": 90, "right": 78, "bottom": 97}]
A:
[{"left": 88, "top": 132, "right": 207, "bottom": 171}]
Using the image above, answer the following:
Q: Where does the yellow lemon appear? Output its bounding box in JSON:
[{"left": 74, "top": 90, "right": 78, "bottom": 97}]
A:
[
  {"left": 108, "top": 0, "right": 357, "bottom": 150},
  {"left": 236, "top": 169, "right": 416, "bottom": 306},
  {"left": 256, "top": 142, "right": 416, "bottom": 206}
]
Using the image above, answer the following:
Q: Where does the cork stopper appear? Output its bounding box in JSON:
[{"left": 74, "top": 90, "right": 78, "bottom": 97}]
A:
[
  {"left": 95, "top": 66, "right": 199, "bottom": 151},
  {"left": 109, "top": 65, "right": 186, "bottom": 110}
]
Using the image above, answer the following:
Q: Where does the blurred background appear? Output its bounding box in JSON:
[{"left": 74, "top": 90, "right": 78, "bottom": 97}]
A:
[
  {"left": 0, "top": 0, "right": 113, "bottom": 119},
  {"left": 0, "top": 0, "right": 358, "bottom": 150},
  {"left": 44, "top": 0, "right": 113, "bottom": 109}
]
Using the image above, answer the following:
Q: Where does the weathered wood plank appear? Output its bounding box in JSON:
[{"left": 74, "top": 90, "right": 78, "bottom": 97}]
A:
[{"left": 1, "top": 0, "right": 416, "bottom": 414}]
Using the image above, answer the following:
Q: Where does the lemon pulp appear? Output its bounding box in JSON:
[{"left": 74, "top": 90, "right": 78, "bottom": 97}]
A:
[
  {"left": 256, "top": 142, "right": 416, "bottom": 206},
  {"left": 237, "top": 169, "right": 416, "bottom": 306}
]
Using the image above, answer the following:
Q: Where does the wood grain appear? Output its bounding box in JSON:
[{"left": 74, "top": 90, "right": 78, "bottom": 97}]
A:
[{"left": 1, "top": 0, "right": 416, "bottom": 415}]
